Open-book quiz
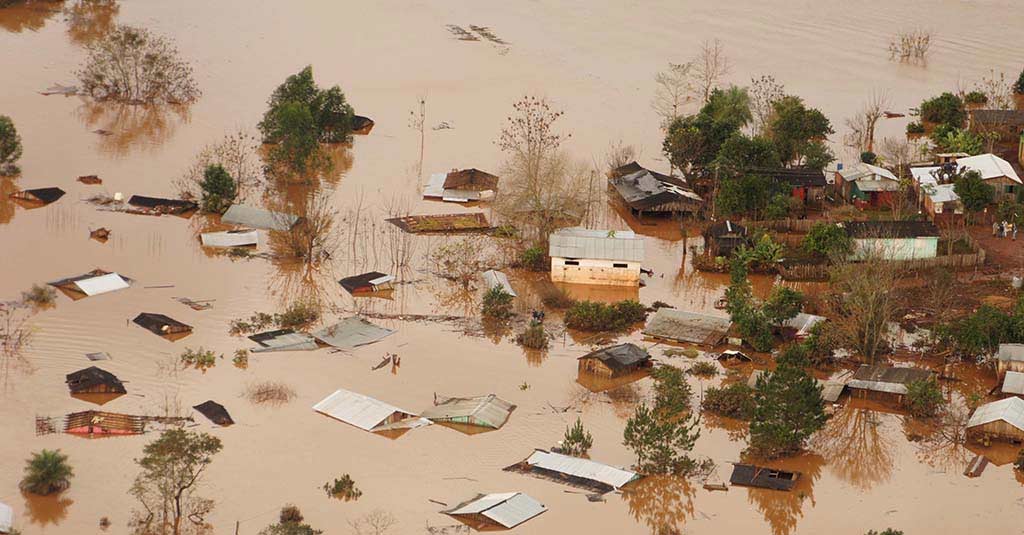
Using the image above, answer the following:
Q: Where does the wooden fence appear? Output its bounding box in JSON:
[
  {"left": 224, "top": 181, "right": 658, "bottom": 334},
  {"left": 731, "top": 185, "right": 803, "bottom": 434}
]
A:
[
  {"left": 740, "top": 218, "right": 820, "bottom": 233},
  {"left": 779, "top": 249, "right": 987, "bottom": 281}
]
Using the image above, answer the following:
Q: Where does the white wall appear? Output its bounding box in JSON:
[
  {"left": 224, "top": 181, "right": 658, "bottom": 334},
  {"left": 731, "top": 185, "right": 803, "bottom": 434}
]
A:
[{"left": 550, "top": 257, "right": 641, "bottom": 286}]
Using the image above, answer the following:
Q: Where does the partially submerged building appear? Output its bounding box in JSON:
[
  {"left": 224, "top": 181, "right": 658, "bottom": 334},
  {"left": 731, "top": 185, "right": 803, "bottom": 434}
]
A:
[
  {"left": 132, "top": 313, "right": 193, "bottom": 338},
  {"left": 967, "top": 397, "right": 1024, "bottom": 444},
  {"left": 420, "top": 394, "right": 516, "bottom": 429},
  {"left": 424, "top": 168, "right": 499, "bottom": 202},
  {"left": 128, "top": 195, "right": 197, "bottom": 215},
  {"left": 65, "top": 366, "right": 126, "bottom": 395},
  {"left": 193, "top": 400, "right": 234, "bottom": 426},
  {"left": 10, "top": 187, "right": 65, "bottom": 205},
  {"left": 846, "top": 364, "right": 935, "bottom": 406},
  {"left": 443, "top": 492, "right": 546, "bottom": 530},
  {"left": 577, "top": 343, "right": 652, "bottom": 378},
  {"left": 200, "top": 229, "right": 258, "bottom": 248},
  {"left": 702, "top": 220, "right": 748, "bottom": 258},
  {"left": 338, "top": 272, "right": 395, "bottom": 294},
  {"left": 248, "top": 329, "right": 319, "bottom": 352},
  {"left": 608, "top": 165, "right": 702, "bottom": 217},
  {"left": 781, "top": 313, "right": 826, "bottom": 340},
  {"left": 504, "top": 449, "right": 641, "bottom": 493},
  {"left": 548, "top": 227, "right": 644, "bottom": 286},
  {"left": 0, "top": 501, "right": 11, "bottom": 534},
  {"left": 996, "top": 343, "right": 1024, "bottom": 378},
  {"left": 843, "top": 220, "right": 940, "bottom": 261},
  {"left": 311, "top": 316, "right": 395, "bottom": 349},
  {"left": 481, "top": 269, "right": 516, "bottom": 297},
  {"left": 48, "top": 270, "right": 132, "bottom": 299},
  {"left": 313, "top": 388, "right": 431, "bottom": 433},
  {"left": 643, "top": 308, "right": 732, "bottom": 346},
  {"left": 836, "top": 162, "right": 901, "bottom": 206},
  {"left": 730, "top": 463, "right": 800, "bottom": 491},
  {"left": 222, "top": 204, "right": 299, "bottom": 231}
]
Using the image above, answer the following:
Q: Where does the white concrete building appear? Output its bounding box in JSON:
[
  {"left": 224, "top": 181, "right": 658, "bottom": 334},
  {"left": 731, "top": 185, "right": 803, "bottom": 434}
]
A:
[{"left": 548, "top": 228, "right": 644, "bottom": 286}]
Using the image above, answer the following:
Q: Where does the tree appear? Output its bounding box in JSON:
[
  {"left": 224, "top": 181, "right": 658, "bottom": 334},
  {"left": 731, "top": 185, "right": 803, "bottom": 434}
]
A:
[
  {"left": 692, "top": 38, "right": 730, "bottom": 103},
  {"left": 703, "top": 86, "right": 751, "bottom": 129},
  {"left": 20, "top": 449, "right": 73, "bottom": 495},
  {"left": 0, "top": 115, "right": 22, "bottom": 176},
  {"left": 129, "top": 428, "right": 223, "bottom": 535},
  {"left": 762, "top": 286, "right": 804, "bottom": 325},
  {"left": 650, "top": 364, "right": 693, "bottom": 418},
  {"left": 828, "top": 250, "right": 900, "bottom": 363},
  {"left": 749, "top": 74, "right": 785, "bottom": 135},
  {"left": 931, "top": 125, "right": 985, "bottom": 155},
  {"left": 175, "top": 129, "right": 262, "bottom": 202},
  {"left": 1014, "top": 68, "right": 1024, "bottom": 95},
  {"left": 906, "top": 379, "right": 944, "bottom": 418},
  {"left": 623, "top": 404, "right": 701, "bottom": 475},
  {"left": 715, "top": 173, "right": 775, "bottom": 218},
  {"left": 198, "top": 164, "right": 236, "bottom": 213},
  {"left": 954, "top": 169, "right": 994, "bottom": 221},
  {"left": 481, "top": 286, "right": 514, "bottom": 319},
  {"left": 265, "top": 101, "right": 320, "bottom": 175},
  {"left": 259, "top": 506, "right": 323, "bottom": 535},
  {"left": 275, "top": 189, "right": 339, "bottom": 265},
  {"left": 918, "top": 92, "right": 964, "bottom": 127},
  {"left": 749, "top": 346, "right": 826, "bottom": 457},
  {"left": 652, "top": 62, "right": 694, "bottom": 128},
  {"left": 663, "top": 87, "right": 750, "bottom": 173},
  {"left": 866, "top": 530, "right": 903, "bottom": 535},
  {"left": 78, "top": 25, "right": 200, "bottom": 104},
  {"left": 713, "top": 133, "right": 780, "bottom": 174},
  {"left": 802, "top": 222, "right": 852, "bottom": 258},
  {"left": 259, "top": 66, "right": 354, "bottom": 144},
  {"left": 561, "top": 417, "right": 593, "bottom": 456},
  {"left": 844, "top": 90, "right": 890, "bottom": 153},
  {"left": 766, "top": 96, "right": 834, "bottom": 168}
]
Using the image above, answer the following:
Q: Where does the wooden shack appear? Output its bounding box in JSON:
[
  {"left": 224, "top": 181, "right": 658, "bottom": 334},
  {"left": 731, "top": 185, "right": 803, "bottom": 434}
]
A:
[
  {"left": 607, "top": 163, "right": 702, "bottom": 217},
  {"left": 65, "top": 366, "right": 126, "bottom": 395},
  {"left": 577, "top": 343, "right": 652, "bottom": 378},
  {"left": 967, "top": 397, "right": 1024, "bottom": 444},
  {"left": 996, "top": 343, "right": 1024, "bottom": 378},
  {"left": 702, "top": 220, "right": 748, "bottom": 258},
  {"left": 846, "top": 364, "right": 935, "bottom": 406}
]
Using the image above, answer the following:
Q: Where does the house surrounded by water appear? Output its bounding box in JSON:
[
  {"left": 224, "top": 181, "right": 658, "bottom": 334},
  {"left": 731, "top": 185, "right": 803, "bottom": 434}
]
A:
[{"left": 548, "top": 228, "right": 644, "bottom": 286}]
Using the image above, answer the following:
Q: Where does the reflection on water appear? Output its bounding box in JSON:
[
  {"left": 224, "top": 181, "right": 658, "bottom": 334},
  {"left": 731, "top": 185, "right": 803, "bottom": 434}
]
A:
[
  {"left": 23, "top": 490, "right": 73, "bottom": 527},
  {"left": 76, "top": 101, "right": 190, "bottom": 157},
  {"left": 904, "top": 403, "right": 972, "bottom": 471},
  {"left": 0, "top": 177, "right": 17, "bottom": 225},
  {"left": 0, "top": 1, "right": 63, "bottom": 33},
  {"left": 622, "top": 475, "right": 695, "bottom": 535},
  {"left": 741, "top": 452, "right": 824, "bottom": 535},
  {"left": 62, "top": 0, "right": 117, "bottom": 44},
  {"left": 811, "top": 406, "right": 894, "bottom": 490}
]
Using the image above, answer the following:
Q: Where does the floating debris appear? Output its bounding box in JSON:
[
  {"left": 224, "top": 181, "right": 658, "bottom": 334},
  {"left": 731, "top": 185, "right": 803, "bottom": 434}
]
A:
[
  {"left": 387, "top": 212, "right": 490, "bottom": 233},
  {"left": 469, "top": 25, "right": 507, "bottom": 44},
  {"left": 445, "top": 24, "right": 479, "bottom": 41},
  {"left": 39, "top": 83, "right": 79, "bottom": 96},
  {"left": 352, "top": 115, "right": 375, "bottom": 135},
  {"left": 77, "top": 175, "right": 102, "bottom": 185},
  {"left": 89, "top": 227, "right": 111, "bottom": 243},
  {"left": 175, "top": 297, "right": 213, "bottom": 311}
]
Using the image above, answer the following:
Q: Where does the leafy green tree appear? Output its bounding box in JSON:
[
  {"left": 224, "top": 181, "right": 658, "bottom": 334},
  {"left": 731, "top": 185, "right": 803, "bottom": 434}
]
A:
[
  {"left": 954, "top": 169, "right": 995, "bottom": 220},
  {"left": 650, "top": 365, "right": 693, "bottom": 418},
  {"left": 763, "top": 193, "right": 792, "bottom": 220},
  {"left": 749, "top": 345, "right": 826, "bottom": 457},
  {"left": 623, "top": 404, "right": 701, "bottom": 475},
  {"left": 0, "top": 115, "right": 23, "bottom": 176},
  {"left": 932, "top": 125, "right": 984, "bottom": 155},
  {"left": 198, "top": 164, "right": 237, "bottom": 213},
  {"left": 1014, "top": 68, "right": 1024, "bottom": 95},
  {"left": 259, "top": 506, "right": 323, "bottom": 535},
  {"left": 662, "top": 87, "right": 750, "bottom": 172},
  {"left": 562, "top": 417, "right": 594, "bottom": 456},
  {"left": 701, "top": 382, "right": 755, "bottom": 419},
  {"left": 129, "top": 429, "right": 223, "bottom": 535},
  {"left": 20, "top": 449, "right": 73, "bottom": 495},
  {"left": 765, "top": 95, "right": 834, "bottom": 167},
  {"left": 481, "top": 286, "right": 514, "bottom": 319},
  {"left": 935, "top": 304, "right": 1017, "bottom": 357},
  {"left": 713, "top": 133, "right": 781, "bottom": 174},
  {"left": 906, "top": 379, "right": 944, "bottom": 417},
  {"left": 715, "top": 173, "right": 775, "bottom": 217},
  {"left": 258, "top": 65, "right": 354, "bottom": 144},
  {"left": 802, "top": 222, "right": 852, "bottom": 258},
  {"left": 266, "top": 101, "right": 319, "bottom": 174},
  {"left": 918, "top": 92, "right": 965, "bottom": 127},
  {"left": 762, "top": 286, "right": 804, "bottom": 325},
  {"left": 702, "top": 85, "right": 752, "bottom": 130}
]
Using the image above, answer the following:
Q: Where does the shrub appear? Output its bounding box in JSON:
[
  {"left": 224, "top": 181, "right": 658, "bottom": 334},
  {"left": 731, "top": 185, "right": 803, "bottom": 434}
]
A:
[
  {"left": 564, "top": 300, "right": 646, "bottom": 331},
  {"left": 860, "top": 151, "right": 877, "bottom": 164},
  {"left": 932, "top": 126, "right": 985, "bottom": 155},
  {"left": 963, "top": 90, "right": 988, "bottom": 104},
  {"left": 1014, "top": 68, "right": 1024, "bottom": 95},
  {"left": 520, "top": 245, "right": 546, "bottom": 271},
  {"left": 906, "top": 379, "right": 943, "bottom": 417},
  {"left": 199, "top": 164, "right": 237, "bottom": 213},
  {"left": 20, "top": 449, "right": 74, "bottom": 495},
  {"left": 918, "top": 92, "right": 965, "bottom": 127},
  {"left": 323, "top": 474, "right": 361, "bottom": 500},
  {"left": 180, "top": 347, "right": 218, "bottom": 370},
  {"left": 561, "top": 417, "right": 593, "bottom": 456},
  {"left": 763, "top": 193, "right": 792, "bottom": 220},
  {"left": 481, "top": 286, "right": 514, "bottom": 319},
  {"left": 231, "top": 301, "right": 320, "bottom": 335},
  {"left": 802, "top": 222, "right": 852, "bottom": 258},
  {"left": 232, "top": 349, "right": 248, "bottom": 369},
  {"left": 516, "top": 322, "right": 548, "bottom": 349},
  {"left": 22, "top": 284, "right": 56, "bottom": 306},
  {"left": 245, "top": 381, "right": 296, "bottom": 405},
  {"left": 702, "top": 383, "right": 755, "bottom": 419},
  {"left": 905, "top": 122, "right": 925, "bottom": 135},
  {"left": 0, "top": 115, "right": 23, "bottom": 176},
  {"left": 77, "top": 25, "right": 200, "bottom": 103},
  {"left": 687, "top": 361, "right": 718, "bottom": 377},
  {"left": 259, "top": 505, "right": 323, "bottom": 535}
]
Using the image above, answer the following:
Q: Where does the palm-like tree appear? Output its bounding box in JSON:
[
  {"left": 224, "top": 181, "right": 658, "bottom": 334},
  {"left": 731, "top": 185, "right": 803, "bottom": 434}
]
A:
[{"left": 20, "top": 449, "right": 74, "bottom": 495}]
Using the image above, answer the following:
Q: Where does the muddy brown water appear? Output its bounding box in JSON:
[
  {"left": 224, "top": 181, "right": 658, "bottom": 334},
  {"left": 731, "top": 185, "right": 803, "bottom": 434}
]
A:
[{"left": 2, "top": 1, "right": 1023, "bottom": 533}]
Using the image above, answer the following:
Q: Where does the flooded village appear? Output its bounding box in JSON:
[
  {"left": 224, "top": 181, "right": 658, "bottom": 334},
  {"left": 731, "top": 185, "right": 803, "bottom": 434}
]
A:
[{"left": 2, "top": 1, "right": 1024, "bottom": 534}]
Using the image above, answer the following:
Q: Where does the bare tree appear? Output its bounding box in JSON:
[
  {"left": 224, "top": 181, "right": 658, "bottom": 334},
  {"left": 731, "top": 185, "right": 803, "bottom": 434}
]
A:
[
  {"left": 749, "top": 74, "right": 785, "bottom": 135},
  {"left": 828, "top": 245, "right": 902, "bottom": 363},
  {"left": 692, "top": 39, "right": 730, "bottom": 103},
  {"left": 604, "top": 140, "right": 640, "bottom": 175},
  {"left": 888, "top": 29, "right": 932, "bottom": 63},
  {"left": 974, "top": 70, "right": 1013, "bottom": 110},
  {"left": 408, "top": 98, "right": 426, "bottom": 178},
  {"left": 844, "top": 90, "right": 891, "bottom": 153},
  {"left": 428, "top": 236, "right": 496, "bottom": 288},
  {"left": 0, "top": 302, "right": 33, "bottom": 390},
  {"left": 349, "top": 510, "right": 397, "bottom": 535},
  {"left": 174, "top": 129, "right": 263, "bottom": 201},
  {"left": 651, "top": 62, "right": 693, "bottom": 127},
  {"left": 78, "top": 25, "right": 200, "bottom": 104},
  {"left": 274, "top": 190, "right": 340, "bottom": 265},
  {"left": 877, "top": 137, "right": 922, "bottom": 178}
]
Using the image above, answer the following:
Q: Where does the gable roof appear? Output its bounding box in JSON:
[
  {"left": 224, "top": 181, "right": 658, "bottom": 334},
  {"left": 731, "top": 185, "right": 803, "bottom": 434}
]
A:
[
  {"left": 313, "top": 388, "right": 429, "bottom": 432},
  {"left": 998, "top": 343, "right": 1024, "bottom": 362},
  {"left": 842, "top": 220, "right": 940, "bottom": 239},
  {"left": 967, "top": 397, "right": 1024, "bottom": 432},
  {"left": 783, "top": 313, "right": 826, "bottom": 337},
  {"left": 955, "top": 153, "right": 1022, "bottom": 184},
  {"left": 517, "top": 449, "right": 640, "bottom": 490},
  {"left": 420, "top": 394, "right": 516, "bottom": 429},
  {"left": 444, "top": 168, "right": 499, "bottom": 190},
  {"left": 578, "top": 343, "right": 650, "bottom": 370},
  {"left": 17, "top": 187, "right": 66, "bottom": 204},
  {"left": 222, "top": 204, "right": 299, "bottom": 231},
  {"left": 132, "top": 313, "right": 192, "bottom": 336},
  {"left": 548, "top": 227, "right": 644, "bottom": 262},
  {"left": 311, "top": 316, "right": 395, "bottom": 349},
  {"left": 730, "top": 463, "right": 800, "bottom": 491},
  {"left": 71, "top": 272, "right": 131, "bottom": 296},
  {"left": 838, "top": 162, "right": 898, "bottom": 182},
  {"left": 66, "top": 366, "right": 126, "bottom": 394},
  {"left": 643, "top": 309, "right": 732, "bottom": 346},
  {"left": 444, "top": 492, "right": 546, "bottom": 529},
  {"left": 847, "top": 364, "right": 934, "bottom": 395},
  {"left": 248, "top": 329, "right": 318, "bottom": 352},
  {"left": 128, "top": 196, "right": 197, "bottom": 214}
]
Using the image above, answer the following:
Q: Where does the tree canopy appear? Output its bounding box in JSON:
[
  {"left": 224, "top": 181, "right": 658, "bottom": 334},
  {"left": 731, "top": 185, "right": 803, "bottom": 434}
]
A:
[
  {"left": 765, "top": 95, "right": 834, "bottom": 168},
  {"left": 749, "top": 345, "right": 826, "bottom": 457},
  {"left": 0, "top": 114, "right": 23, "bottom": 176},
  {"left": 954, "top": 169, "right": 995, "bottom": 216}
]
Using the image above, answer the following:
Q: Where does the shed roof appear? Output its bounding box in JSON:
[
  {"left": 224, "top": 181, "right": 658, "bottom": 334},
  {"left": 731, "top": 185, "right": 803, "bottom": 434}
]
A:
[
  {"left": 128, "top": 195, "right": 197, "bottom": 213},
  {"left": 444, "top": 168, "right": 499, "bottom": 190},
  {"left": 222, "top": 204, "right": 299, "bottom": 231},
  {"left": 421, "top": 394, "right": 516, "bottom": 428},
  {"left": 548, "top": 227, "right": 644, "bottom": 262},
  {"left": 66, "top": 366, "right": 126, "bottom": 394},
  {"left": 704, "top": 220, "right": 747, "bottom": 239},
  {"left": 847, "top": 364, "right": 934, "bottom": 395},
  {"left": 313, "top": 388, "right": 429, "bottom": 432},
  {"left": 783, "top": 313, "right": 826, "bottom": 337},
  {"left": 998, "top": 344, "right": 1024, "bottom": 363},
  {"left": 643, "top": 309, "right": 732, "bottom": 346},
  {"left": 248, "top": 329, "right": 319, "bottom": 352},
  {"left": 444, "top": 492, "right": 546, "bottom": 529},
  {"left": 967, "top": 397, "right": 1024, "bottom": 432},
  {"left": 338, "top": 272, "right": 394, "bottom": 293},
  {"left": 730, "top": 463, "right": 800, "bottom": 491},
  {"left": 16, "top": 187, "right": 66, "bottom": 204},
  {"left": 579, "top": 343, "right": 650, "bottom": 371},
  {"left": 520, "top": 449, "right": 640, "bottom": 489},
  {"left": 72, "top": 272, "right": 131, "bottom": 296},
  {"left": 312, "top": 316, "right": 395, "bottom": 349},
  {"left": 193, "top": 400, "right": 234, "bottom": 426},
  {"left": 754, "top": 167, "right": 828, "bottom": 187},
  {"left": 843, "top": 220, "right": 940, "bottom": 239},
  {"left": 1002, "top": 371, "right": 1024, "bottom": 396},
  {"left": 481, "top": 270, "right": 516, "bottom": 297},
  {"left": 132, "top": 313, "right": 192, "bottom": 336},
  {"left": 200, "top": 230, "right": 258, "bottom": 248}
]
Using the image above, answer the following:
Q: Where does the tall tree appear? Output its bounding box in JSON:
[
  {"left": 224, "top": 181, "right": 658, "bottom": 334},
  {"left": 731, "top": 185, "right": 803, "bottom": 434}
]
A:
[
  {"left": 749, "top": 346, "right": 826, "bottom": 457},
  {"left": 692, "top": 38, "right": 731, "bottom": 103},
  {"left": 623, "top": 404, "right": 702, "bottom": 475},
  {"left": 766, "top": 96, "right": 834, "bottom": 168},
  {"left": 20, "top": 449, "right": 74, "bottom": 495},
  {"left": 954, "top": 169, "right": 995, "bottom": 222}
]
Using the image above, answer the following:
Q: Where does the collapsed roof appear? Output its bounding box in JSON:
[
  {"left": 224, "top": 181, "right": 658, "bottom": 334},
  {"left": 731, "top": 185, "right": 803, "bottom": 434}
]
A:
[
  {"left": 222, "top": 204, "right": 299, "bottom": 231},
  {"left": 248, "top": 329, "right": 318, "bottom": 352},
  {"left": 443, "top": 492, "right": 547, "bottom": 529},
  {"left": 420, "top": 394, "right": 516, "bottom": 429}
]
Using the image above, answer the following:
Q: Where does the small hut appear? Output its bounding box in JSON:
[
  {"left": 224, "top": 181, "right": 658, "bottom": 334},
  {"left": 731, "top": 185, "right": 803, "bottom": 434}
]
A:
[
  {"left": 577, "top": 343, "right": 652, "bottom": 378},
  {"left": 132, "top": 313, "right": 193, "bottom": 337},
  {"left": 729, "top": 463, "right": 800, "bottom": 491},
  {"left": 193, "top": 401, "right": 234, "bottom": 426},
  {"left": 996, "top": 344, "right": 1024, "bottom": 378},
  {"left": 66, "top": 366, "right": 126, "bottom": 395},
  {"left": 846, "top": 364, "right": 935, "bottom": 406},
  {"left": 702, "top": 220, "right": 748, "bottom": 258},
  {"left": 338, "top": 272, "right": 395, "bottom": 294},
  {"left": 967, "top": 397, "right": 1024, "bottom": 444}
]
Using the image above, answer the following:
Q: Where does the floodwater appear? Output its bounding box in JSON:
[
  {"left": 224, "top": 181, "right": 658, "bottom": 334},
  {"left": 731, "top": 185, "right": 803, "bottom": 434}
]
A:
[{"left": 1, "top": 1, "right": 1023, "bottom": 533}]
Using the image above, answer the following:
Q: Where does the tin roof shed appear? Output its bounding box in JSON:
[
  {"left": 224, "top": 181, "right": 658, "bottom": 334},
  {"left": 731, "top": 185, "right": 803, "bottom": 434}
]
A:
[
  {"left": 421, "top": 394, "right": 516, "bottom": 429},
  {"left": 313, "top": 388, "right": 430, "bottom": 432},
  {"left": 444, "top": 492, "right": 547, "bottom": 529},
  {"left": 508, "top": 449, "right": 640, "bottom": 491},
  {"left": 968, "top": 397, "right": 1024, "bottom": 433},
  {"left": 548, "top": 227, "right": 644, "bottom": 262}
]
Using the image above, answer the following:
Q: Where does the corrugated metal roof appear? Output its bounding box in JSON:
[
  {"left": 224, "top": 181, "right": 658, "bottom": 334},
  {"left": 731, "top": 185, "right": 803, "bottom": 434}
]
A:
[
  {"left": 482, "top": 270, "right": 516, "bottom": 297},
  {"left": 955, "top": 153, "right": 1022, "bottom": 184},
  {"left": 784, "top": 313, "right": 825, "bottom": 337},
  {"left": 249, "top": 330, "right": 318, "bottom": 353},
  {"left": 424, "top": 172, "right": 446, "bottom": 198},
  {"left": 838, "top": 162, "right": 898, "bottom": 182},
  {"left": 446, "top": 493, "right": 546, "bottom": 528},
  {"left": 847, "top": 364, "right": 934, "bottom": 395},
  {"left": 579, "top": 343, "right": 650, "bottom": 370},
  {"left": 200, "top": 230, "right": 258, "bottom": 248},
  {"left": 313, "top": 388, "right": 427, "bottom": 431},
  {"left": 548, "top": 227, "right": 644, "bottom": 262},
  {"left": 222, "top": 204, "right": 299, "bottom": 231},
  {"left": 0, "top": 500, "right": 11, "bottom": 533},
  {"left": 420, "top": 394, "right": 516, "bottom": 428},
  {"left": 312, "top": 317, "right": 395, "bottom": 349},
  {"left": 998, "top": 344, "right": 1024, "bottom": 362},
  {"left": 643, "top": 309, "right": 731, "bottom": 346},
  {"left": 73, "top": 272, "right": 131, "bottom": 296},
  {"left": 968, "top": 397, "right": 1024, "bottom": 432},
  {"left": 524, "top": 450, "right": 639, "bottom": 489},
  {"left": 1002, "top": 371, "right": 1024, "bottom": 395}
]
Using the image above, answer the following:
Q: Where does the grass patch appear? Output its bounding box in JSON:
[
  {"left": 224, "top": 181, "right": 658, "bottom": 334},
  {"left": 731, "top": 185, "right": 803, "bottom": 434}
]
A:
[{"left": 564, "top": 300, "right": 646, "bottom": 331}]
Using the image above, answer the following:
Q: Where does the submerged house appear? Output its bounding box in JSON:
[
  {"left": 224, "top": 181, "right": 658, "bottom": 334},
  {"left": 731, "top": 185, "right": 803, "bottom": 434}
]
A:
[
  {"left": 193, "top": 400, "right": 234, "bottom": 426},
  {"left": 996, "top": 343, "right": 1024, "bottom": 378},
  {"left": 128, "top": 195, "right": 197, "bottom": 215},
  {"left": 730, "top": 463, "right": 800, "bottom": 491},
  {"left": 313, "top": 388, "right": 431, "bottom": 433},
  {"left": 48, "top": 270, "right": 131, "bottom": 299},
  {"left": 643, "top": 308, "right": 732, "bottom": 346},
  {"left": 420, "top": 394, "right": 516, "bottom": 429},
  {"left": 311, "top": 316, "right": 395, "bottom": 349},
  {"left": 702, "top": 220, "right": 748, "bottom": 258},
  {"left": 608, "top": 165, "right": 702, "bottom": 217},
  {"left": 248, "top": 329, "right": 319, "bottom": 353},
  {"left": 443, "top": 492, "right": 546, "bottom": 530},
  {"left": 504, "top": 449, "right": 641, "bottom": 493},
  {"left": 577, "top": 343, "right": 652, "bottom": 378},
  {"left": 846, "top": 364, "right": 935, "bottom": 406},
  {"left": 221, "top": 204, "right": 299, "bottom": 231},
  {"left": 338, "top": 272, "right": 395, "bottom": 294},
  {"left": 836, "top": 162, "right": 901, "bottom": 207},
  {"left": 781, "top": 313, "right": 826, "bottom": 340},
  {"left": 968, "top": 109, "right": 1024, "bottom": 140},
  {"left": 10, "top": 187, "right": 65, "bottom": 205},
  {"left": 967, "top": 397, "right": 1024, "bottom": 444},
  {"left": 66, "top": 366, "right": 126, "bottom": 395},
  {"left": 548, "top": 227, "right": 644, "bottom": 286},
  {"left": 843, "top": 220, "right": 940, "bottom": 261},
  {"left": 424, "top": 168, "right": 499, "bottom": 203},
  {"left": 132, "top": 313, "right": 193, "bottom": 338}
]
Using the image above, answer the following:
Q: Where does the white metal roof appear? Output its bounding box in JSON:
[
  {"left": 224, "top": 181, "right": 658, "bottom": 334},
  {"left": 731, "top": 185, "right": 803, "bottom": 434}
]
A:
[
  {"left": 424, "top": 172, "right": 446, "bottom": 198},
  {"left": 549, "top": 227, "right": 644, "bottom": 262},
  {"left": 839, "top": 162, "right": 898, "bottom": 182},
  {"left": 313, "top": 388, "right": 426, "bottom": 431},
  {"left": 222, "top": 204, "right": 299, "bottom": 231},
  {"left": 0, "top": 501, "right": 11, "bottom": 533},
  {"left": 1002, "top": 371, "right": 1024, "bottom": 395},
  {"left": 250, "top": 331, "right": 318, "bottom": 353},
  {"left": 956, "top": 153, "right": 1022, "bottom": 184},
  {"left": 73, "top": 272, "right": 131, "bottom": 296},
  {"left": 998, "top": 344, "right": 1024, "bottom": 362},
  {"left": 967, "top": 396, "right": 1024, "bottom": 432},
  {"left": 524, "top": 449, "right": 639, "bottom": 489},
  {"left": 482, "top": 270, "right": 516, "bottom": 297},
  {"left": 312, "top": 317, "right": 395, "bottom": 349},
  {"left": 446, "top": 492, "right": 546, "bottom": 528},
  {"left": 784, "top": 313, "right": 825, "bottom": 337},
  {"left": 200, "top": 230, "right": 258, "bottom": 248}
]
